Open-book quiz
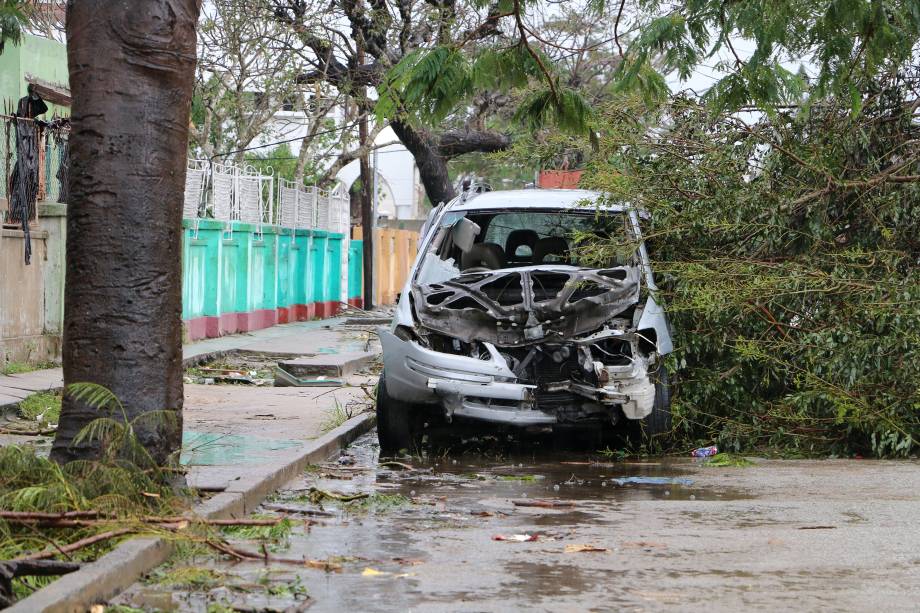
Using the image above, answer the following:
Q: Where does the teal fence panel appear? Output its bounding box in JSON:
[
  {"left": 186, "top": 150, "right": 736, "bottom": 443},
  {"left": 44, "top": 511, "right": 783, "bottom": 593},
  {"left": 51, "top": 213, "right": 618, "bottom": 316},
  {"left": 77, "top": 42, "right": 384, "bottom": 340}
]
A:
[
  {"left": 182, "top": 220, "right": 222, "bottom": 320},
  {"left": 293, "top": 230, "right": 311, "bottom": 307},
  {"left": 311, "top": 231, "right": 328, "bottom": 306},
  {"left": 348, "top": 239, "right": 363, "bottom": 301},
  {"left": 326, "top": 233, "right": 343, "bottom": 306},
  {"left": 181, "top": 219, "right": 352, "bottom": 335}
]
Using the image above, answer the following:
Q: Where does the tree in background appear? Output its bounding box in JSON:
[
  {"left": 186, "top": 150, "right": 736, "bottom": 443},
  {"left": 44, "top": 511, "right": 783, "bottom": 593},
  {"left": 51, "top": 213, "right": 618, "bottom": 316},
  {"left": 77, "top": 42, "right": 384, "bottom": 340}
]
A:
[
  {"left": 0, "top": 1, "right": 26, "bottom": 53},
  {"left": 191, "top": 0, "right": 314, "bottom": 162},
  {"left": 0, "top": 1, "right": 66, "bottom": 52},
  {"left": 271, "top": 0, "right": 617, "bottom": 205},
  {"left": 51, "top": 0, "right": 201, "bottom": 465}
]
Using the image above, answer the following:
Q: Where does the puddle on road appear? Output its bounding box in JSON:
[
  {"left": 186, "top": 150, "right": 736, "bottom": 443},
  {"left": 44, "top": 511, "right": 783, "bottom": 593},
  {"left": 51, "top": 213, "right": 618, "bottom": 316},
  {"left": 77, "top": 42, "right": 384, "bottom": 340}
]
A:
[
  {"left": 116, "top": 432, "right": 752, "bottom": 612},
  {"left": 180, "top": 430, "right": 304, "bottom": 466}
]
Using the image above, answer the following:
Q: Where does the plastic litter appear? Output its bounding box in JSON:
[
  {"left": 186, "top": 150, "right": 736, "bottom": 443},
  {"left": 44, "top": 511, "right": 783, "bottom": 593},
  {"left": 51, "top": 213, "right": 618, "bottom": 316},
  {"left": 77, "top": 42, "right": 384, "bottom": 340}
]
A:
[
  {"left": 691, "top": 445, "right": 718, "bottom": 458},
  {"left": 611, "top": 476, "right": 694, "bottom": 486},
  {"left": 493, "top": 534, "right": 539, "bottom": 542},
  {"left": 511, "top": 499, "right": 575, "bottom": 508},
  {"left": 564, "top": 544, "right": 608, "bottom": 553}
]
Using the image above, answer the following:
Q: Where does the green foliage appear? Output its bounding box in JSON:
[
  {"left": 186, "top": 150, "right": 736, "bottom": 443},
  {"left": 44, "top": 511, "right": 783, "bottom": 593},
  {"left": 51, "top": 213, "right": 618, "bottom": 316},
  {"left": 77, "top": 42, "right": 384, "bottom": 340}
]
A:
[
  {"left": 377, "top": 46, "right": 473, "bottom": 123},
  {"left": 705, "top": 453, "right": 754, "bottom": 467},
  {"left": 245, "top": 143, "right": 299, "bottom": 183},
  {"left": 618, "top": 0, "right": 920, "bottom": 111},
  {"left": 319, "top": 401, "right": 352, "bottom": 433},
  {"left": 66, "top": 382, "right": 181, "bottom": 471},
  {"left": 18, "top": 391, "right": 61, "bottom": 424},
  {"left": 514, "top": 86, "right": 596, "bottom": 140},
  {"left": 1, "top": 360, "right": 56, "bottom": 375},
  {"left": 221, "top": 516, "right": 293, "bottom": 542},
  {"left": 0, "top": 382, "right": 194, "bottom": 604},
  {"left": 0, "top": 0, "right": 26, "bottom": 54},
  {"left": 244, "top": 140, "right": 333, "bottom": 186},
  {"left": 579, "top": 70, "right": 920, "bottom": 456},
  {"left": 344, "top": 493, "right": 411, "bottom": 513},
  {"left": 0, "top": 445, "right": 186, "bottom": 563},
  {"left": 151, "top": 566, "right": 225, "bottom": 590},
  {"left": 377, "top": 43, "right": 597, "bottom": 140}
]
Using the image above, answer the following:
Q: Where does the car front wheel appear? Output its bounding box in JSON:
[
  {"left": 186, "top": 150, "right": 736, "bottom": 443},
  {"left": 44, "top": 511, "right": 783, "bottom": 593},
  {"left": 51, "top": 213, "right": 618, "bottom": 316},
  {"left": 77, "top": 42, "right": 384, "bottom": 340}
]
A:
[{"left": 376, "top": 372, "right": 420, "bottom": 456}]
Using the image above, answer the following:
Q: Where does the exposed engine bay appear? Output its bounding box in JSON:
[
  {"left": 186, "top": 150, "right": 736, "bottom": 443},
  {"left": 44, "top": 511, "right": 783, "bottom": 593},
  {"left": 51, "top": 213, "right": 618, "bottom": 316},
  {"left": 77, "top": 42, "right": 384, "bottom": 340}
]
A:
[{"left": 401, "top": 266, "right": 658, "bottom": 423}]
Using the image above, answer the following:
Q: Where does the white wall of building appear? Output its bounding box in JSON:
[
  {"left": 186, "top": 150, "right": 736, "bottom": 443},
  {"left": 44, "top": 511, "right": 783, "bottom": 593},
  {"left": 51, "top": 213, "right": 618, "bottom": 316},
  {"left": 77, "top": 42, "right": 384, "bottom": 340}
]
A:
[{"left": 337, "top": 126, "right": 424, "bottom": 221}]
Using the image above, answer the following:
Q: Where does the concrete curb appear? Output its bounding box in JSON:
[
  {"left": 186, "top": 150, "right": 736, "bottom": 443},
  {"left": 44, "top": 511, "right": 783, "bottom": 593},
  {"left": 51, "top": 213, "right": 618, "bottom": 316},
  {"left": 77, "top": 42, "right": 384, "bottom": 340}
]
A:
[{"left": 7, "top": 412, "right": 377, "bottom": 613}]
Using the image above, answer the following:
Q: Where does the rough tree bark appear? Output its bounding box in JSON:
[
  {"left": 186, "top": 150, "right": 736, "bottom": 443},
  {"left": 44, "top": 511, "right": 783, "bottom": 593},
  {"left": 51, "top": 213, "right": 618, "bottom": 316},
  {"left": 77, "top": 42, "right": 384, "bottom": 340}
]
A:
[{"left": 51, "top": 0, "right": 201, "bottom": 465}]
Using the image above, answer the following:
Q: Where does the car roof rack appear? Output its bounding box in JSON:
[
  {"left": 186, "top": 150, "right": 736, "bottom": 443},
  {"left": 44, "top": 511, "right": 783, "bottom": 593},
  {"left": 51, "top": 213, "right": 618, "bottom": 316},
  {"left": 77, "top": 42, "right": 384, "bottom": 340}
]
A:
[{"left": 457, "top": 178, "right": 491, "bottom": 205}]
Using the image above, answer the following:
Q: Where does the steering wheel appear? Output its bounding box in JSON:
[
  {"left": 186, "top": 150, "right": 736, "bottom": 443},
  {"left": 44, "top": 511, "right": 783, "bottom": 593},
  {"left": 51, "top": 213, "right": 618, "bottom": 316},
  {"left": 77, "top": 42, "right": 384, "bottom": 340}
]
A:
[{"left": 463, "top": 266, "right": 494, "bottom": 274}]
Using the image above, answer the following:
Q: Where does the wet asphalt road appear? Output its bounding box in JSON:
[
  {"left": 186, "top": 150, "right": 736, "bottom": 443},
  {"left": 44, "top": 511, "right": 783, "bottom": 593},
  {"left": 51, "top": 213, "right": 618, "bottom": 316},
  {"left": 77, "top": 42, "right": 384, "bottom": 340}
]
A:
[{"left": 116, "top": 431, "right": 920, "bottom": 612}]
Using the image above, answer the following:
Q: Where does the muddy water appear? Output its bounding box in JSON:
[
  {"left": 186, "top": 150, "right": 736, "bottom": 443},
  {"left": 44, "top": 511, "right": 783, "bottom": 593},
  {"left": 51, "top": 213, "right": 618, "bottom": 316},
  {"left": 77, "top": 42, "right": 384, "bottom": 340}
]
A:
[
  {"left": 115, "top": 433, "right": 750, "bottom": 612},
  {"left": 114, "top": 433, "right": 920, "bottom": 612}
]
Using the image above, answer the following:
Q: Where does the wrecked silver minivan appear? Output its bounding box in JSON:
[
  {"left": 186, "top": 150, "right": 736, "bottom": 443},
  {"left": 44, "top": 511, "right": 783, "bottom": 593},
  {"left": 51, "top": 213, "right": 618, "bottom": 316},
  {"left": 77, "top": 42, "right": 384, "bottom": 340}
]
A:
[{"left": 376, "top": 189, "right": 672, "bottom": 453}]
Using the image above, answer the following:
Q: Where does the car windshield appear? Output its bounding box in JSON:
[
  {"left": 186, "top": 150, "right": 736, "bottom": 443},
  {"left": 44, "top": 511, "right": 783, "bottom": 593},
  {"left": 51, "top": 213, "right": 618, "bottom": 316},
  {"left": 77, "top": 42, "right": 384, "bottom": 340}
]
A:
[{"left": 416, "top": 208, "right": 637, "bottom": 285}]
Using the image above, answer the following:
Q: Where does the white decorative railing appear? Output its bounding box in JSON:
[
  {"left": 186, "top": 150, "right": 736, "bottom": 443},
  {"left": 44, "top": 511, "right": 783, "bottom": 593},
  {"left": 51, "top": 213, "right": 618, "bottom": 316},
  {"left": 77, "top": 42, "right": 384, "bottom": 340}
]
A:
[
  {"left": 183, "top": 159, "right": 209, "bottom": 219},
  {"left": 184, "top": 159, "right": 349, "bottom": 235}
]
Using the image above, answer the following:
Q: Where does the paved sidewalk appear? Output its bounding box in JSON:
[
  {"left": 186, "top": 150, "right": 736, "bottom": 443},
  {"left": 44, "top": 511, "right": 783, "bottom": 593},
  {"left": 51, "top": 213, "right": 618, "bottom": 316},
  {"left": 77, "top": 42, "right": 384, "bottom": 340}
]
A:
[
  {"left": 0, "top": 318, "right": 376, "bottom": 407},
  {"left": 0, "top": 319, "right": 383, "bottom": 491}
]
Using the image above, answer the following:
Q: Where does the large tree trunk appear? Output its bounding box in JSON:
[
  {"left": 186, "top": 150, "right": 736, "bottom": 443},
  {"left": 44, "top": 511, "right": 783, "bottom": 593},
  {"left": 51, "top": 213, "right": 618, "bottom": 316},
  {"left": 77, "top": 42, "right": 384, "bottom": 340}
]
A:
[
  {"left": 390, "top": 121, "right": 512, "bottom": 206},
  {"left": 51, "top": 1, "right": 201, "bottom": 465},
  {"left": 390, "top": 120, "right": 457, "bottom": 206}
]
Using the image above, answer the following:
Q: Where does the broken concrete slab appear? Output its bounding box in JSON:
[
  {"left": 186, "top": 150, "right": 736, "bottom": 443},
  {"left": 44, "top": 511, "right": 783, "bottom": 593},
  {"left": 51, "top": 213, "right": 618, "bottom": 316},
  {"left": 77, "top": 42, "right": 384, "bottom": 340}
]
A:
[
  {"left": 273, "top": 368, "right": 343, "bottom": 387},
  {"left": 344, "top": 316, "right": 392, "bottom": 325},
  {"left": 277, "top": 351, "right": 376, "bottom": 379}
]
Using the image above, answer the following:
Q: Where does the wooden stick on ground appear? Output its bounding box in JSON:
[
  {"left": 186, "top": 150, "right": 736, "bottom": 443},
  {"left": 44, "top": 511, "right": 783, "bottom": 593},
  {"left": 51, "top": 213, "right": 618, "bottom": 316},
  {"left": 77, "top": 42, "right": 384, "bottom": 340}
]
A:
[
  {"left": 0, "top": 427, "right": 57, "bottom": 436},
  {"left": 15, "top": 528, "right": 136, "bottom": 561},
  {"left": 0, "top": 560, "right": 82, "bottom": 609}
]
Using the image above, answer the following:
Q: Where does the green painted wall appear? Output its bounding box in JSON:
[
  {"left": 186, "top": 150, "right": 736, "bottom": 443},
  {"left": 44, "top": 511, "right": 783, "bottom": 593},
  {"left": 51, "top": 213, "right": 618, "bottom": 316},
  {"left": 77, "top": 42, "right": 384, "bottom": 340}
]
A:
[
  {"left": 180, "top": 219, "right": 357, "bottom": 331},
  {"left": 0, "top": 34, "right": 69, "bottom": 116},
  {"left": 348, "top": 240, "right": 363, "bottom": 300}
]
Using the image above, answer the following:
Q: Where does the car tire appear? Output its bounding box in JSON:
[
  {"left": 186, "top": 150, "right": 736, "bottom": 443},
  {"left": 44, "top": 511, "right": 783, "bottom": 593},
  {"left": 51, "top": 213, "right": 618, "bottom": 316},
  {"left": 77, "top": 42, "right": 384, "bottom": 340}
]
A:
[
  {"left": 628, "top": 365, "right": 672, "bottom": 442},
  {"left": 376, "top": 372, "right": 419, "bottom": 456}
]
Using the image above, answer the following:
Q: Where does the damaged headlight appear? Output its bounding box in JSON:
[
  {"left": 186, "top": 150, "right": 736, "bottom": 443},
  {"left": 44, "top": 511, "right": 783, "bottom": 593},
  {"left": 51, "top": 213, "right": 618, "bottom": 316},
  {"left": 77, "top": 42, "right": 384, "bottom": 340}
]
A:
[
  {"left": 427, "top": 331, "right": 478, "bottom": 356},
  {"left": 393, "top": 324, "right": 422, "bottom": 343}
]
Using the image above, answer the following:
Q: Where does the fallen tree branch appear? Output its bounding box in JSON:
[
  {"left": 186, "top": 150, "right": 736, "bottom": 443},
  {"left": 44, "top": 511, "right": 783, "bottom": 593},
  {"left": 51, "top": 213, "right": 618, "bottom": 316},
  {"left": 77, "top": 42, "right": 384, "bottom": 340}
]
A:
[
  {"left": 262, "top": 503, "right": 334, "bottom": 517},
  {"left": 0, "top": 560, "right": 82, "bottom": 609},
  {"left": 201, "top": 539, "right": 343, "bottom": 571},
  {"left": 0, "top": 511, "right": 287, "bottom": 527},
  {"left": 378, "top": 461, "right": 414, "bottom": 470},
  {"left": 0, "top": 427, "right": 57, "bottom": 436},
  {"left": 308, "top": 487, "right": 369, "bottom": 502},
  {"left": 15, "top": 528, "right": 136, "bottom": 561}
]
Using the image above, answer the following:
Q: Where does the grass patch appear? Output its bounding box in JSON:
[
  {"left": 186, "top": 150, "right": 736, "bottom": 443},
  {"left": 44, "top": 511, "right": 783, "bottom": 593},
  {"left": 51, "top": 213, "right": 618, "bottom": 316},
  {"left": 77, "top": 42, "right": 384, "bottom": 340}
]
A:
[
  {"left": 705, "top": 453, "right": 754, "bottom": 467},
  {"left": 496, "top": 474, "right": 543, "bottom": 482},
  {"left": 319, "top": 402, "right": 352, "bottom": 433},
  {"left": 345, "top": 493, "right": 411, "bottom": 513},
  {"left": 17, "top": 391, "right": 61, "bottom": 424},
  {"left": 258, "top": 571, "right": 308, "bottom": 598},
  {"left": 221, "top": 516, "right": 294, "bottom": 542},
  {"left": 1, "top": 361, "right": 56, "bottom": 376},
  {"left": 150, "top": 566, "right": 225, "bottom": 590}
]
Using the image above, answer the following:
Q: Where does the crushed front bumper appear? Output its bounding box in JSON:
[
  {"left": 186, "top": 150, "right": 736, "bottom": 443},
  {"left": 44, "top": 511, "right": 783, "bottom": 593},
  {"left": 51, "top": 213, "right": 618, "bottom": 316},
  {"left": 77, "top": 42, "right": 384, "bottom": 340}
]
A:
[{"left": 380, "top": 330, "right": 656, "bottom": 426}]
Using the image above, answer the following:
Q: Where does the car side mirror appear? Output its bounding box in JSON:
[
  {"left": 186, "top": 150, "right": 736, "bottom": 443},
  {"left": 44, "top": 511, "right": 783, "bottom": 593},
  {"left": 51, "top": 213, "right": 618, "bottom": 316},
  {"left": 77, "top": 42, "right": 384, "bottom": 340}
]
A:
[{"left": 450, "top": 217, "right": 481, "bottom": 253}]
